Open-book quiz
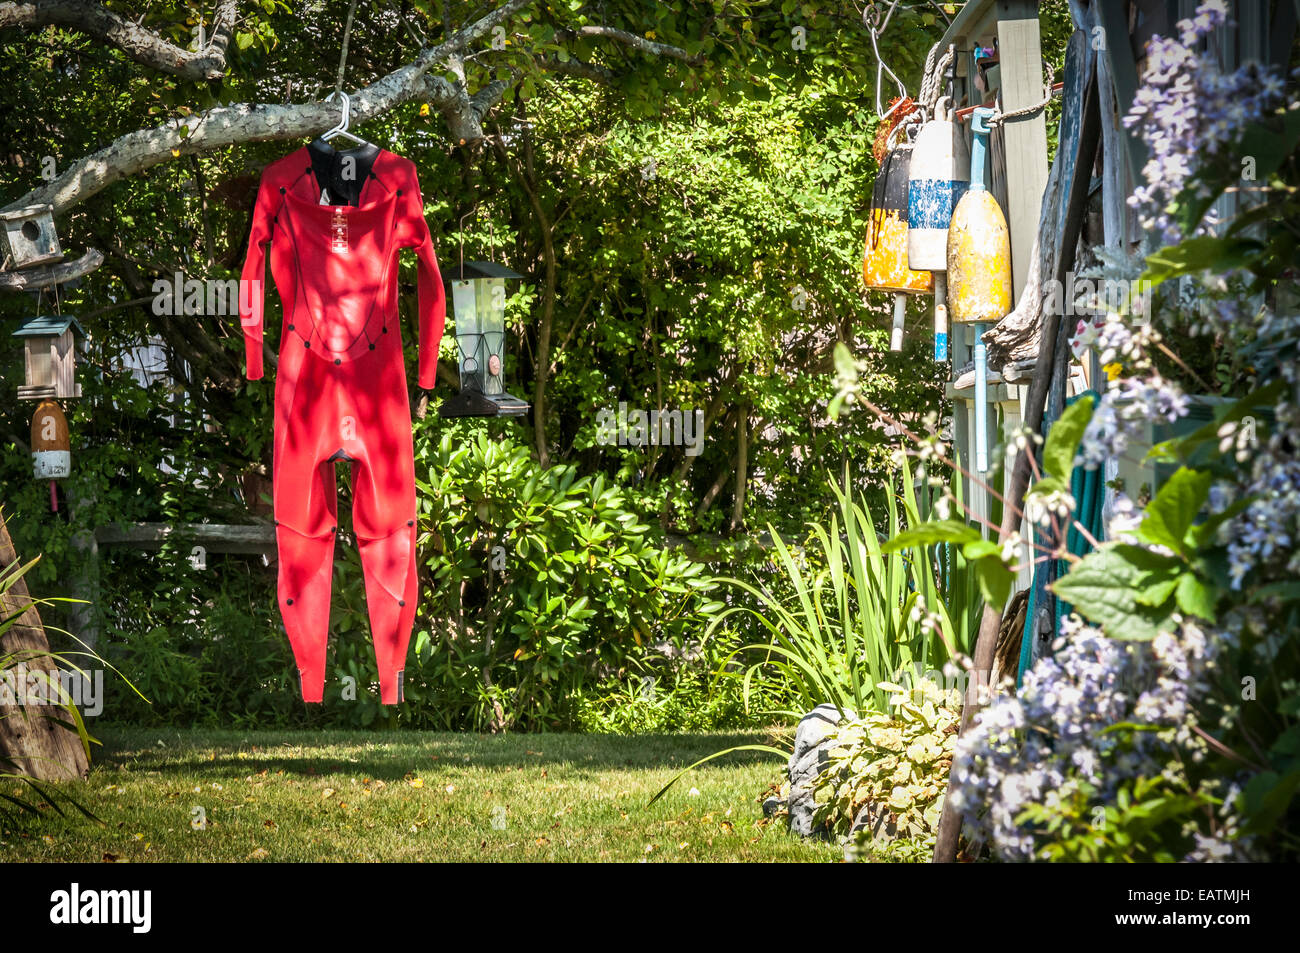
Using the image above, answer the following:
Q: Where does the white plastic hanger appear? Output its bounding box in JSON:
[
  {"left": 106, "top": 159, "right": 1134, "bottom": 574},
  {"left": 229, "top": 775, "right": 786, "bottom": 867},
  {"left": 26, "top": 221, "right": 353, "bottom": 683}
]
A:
[{"left": 320, "top": 90, "right": 368, "bottom": 147}]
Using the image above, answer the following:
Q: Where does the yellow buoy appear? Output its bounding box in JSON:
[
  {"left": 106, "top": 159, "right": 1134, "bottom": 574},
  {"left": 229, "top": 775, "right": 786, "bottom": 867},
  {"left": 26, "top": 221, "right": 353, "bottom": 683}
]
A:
[
  {"left": 947, "top": 108, "right": 1011, "bottom": 324},
  {"left": 947, "top": 107, "right": 1012, "bottom": 474}
]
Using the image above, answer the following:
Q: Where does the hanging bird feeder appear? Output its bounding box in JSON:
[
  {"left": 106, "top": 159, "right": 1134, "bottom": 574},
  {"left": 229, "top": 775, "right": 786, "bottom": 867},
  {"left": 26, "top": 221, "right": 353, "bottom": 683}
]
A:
[
  {"left": 30, "top": 398, "right": 70, "bottom": 512},
  {"left": 908, "top": 97, "right": 970, "bottom": 361},
  {"left": 438, "top": 262, "right": 530, "bottom": 418},
  {"left": 862, "top": 142, "right": 932, "bottom": 351},
  {"left": 947, "top": 105, "right": 1012, "bottom": 474},
  {"left": 13, "top": 314, "right": 85, "bottom": 401},
  {"left": 0, "top": 204, "right": 63, "bottom": 270}
]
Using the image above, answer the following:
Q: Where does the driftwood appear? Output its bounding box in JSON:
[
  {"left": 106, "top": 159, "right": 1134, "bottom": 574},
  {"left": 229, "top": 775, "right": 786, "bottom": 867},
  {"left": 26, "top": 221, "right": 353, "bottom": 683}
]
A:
[
  {"left": 0, "top": 249, "right": 104, "bottom": 291},
  {"left": 0, "top": 511, "right": 91, "bottom": 782}
]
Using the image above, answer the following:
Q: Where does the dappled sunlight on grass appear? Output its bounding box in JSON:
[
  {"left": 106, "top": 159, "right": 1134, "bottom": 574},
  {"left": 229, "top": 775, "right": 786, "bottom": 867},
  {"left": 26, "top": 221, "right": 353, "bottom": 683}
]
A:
[{"left": 0, "top": 729, "right": 837, "bottom": 863}]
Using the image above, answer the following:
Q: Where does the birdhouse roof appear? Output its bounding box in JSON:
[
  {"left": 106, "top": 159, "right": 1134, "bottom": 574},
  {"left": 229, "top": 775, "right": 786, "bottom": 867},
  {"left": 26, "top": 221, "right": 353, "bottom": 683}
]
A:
[
  {"left": 442, "top": 260, "right": 523, "bottom": 281},
  {"left": 0, "top": 203, "right": 54, "bottom": 222},
  {"left": 12, "top": 314, "right": 85, "bottom": 339}
]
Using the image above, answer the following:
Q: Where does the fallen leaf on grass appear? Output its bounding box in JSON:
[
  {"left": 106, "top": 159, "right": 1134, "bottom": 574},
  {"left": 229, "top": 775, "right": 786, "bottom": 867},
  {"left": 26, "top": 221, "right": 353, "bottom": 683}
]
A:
[
  {"left": 247, "top": 847, "right": 269, "bottom": 860},
  {"left": 408, "top": 778, "right": 424, "bottom": 789},
  {"left": 535, "top": 837, "right": 550, "bottom": 847}
]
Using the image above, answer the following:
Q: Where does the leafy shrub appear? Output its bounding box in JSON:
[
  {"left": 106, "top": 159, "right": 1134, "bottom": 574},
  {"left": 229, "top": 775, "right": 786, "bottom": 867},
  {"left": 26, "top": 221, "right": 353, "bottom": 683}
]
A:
[
  {"left": 814, "top": 677, "right": 960, "bottom": 861},
  {"left": 403, "top": 425, "right": 724, "bottom": 730}
]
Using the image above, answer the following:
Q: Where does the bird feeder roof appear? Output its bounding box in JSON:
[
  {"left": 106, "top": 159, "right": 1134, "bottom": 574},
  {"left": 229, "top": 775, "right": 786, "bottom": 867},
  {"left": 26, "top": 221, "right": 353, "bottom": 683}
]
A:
[
  {"left": 442, "top": 260, "right": 523, "bottom": 281},
  {"left": 12, "top": 314, "right": 85, "bottom": 339}
]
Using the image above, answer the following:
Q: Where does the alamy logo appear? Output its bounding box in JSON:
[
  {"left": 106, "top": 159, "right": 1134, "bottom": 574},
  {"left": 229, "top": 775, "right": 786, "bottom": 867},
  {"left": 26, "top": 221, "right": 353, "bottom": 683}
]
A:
[
  {"left": 152, "top": 272, "right": 260, "bottom": 318},
  {"left": 49, "top": 883, "right": 151, "bottom": 933},
  {"left": 595, "top": 403, "right": 705, "bottom": 457},
  {"left": 0, "top": 665, "right": 102, "bottom": 716}
]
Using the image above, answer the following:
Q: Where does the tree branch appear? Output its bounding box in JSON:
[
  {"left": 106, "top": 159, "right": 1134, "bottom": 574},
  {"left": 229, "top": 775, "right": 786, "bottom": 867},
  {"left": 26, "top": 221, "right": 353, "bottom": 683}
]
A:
[
  {"left": 559, "top": 25, "right": 701, "bottom": 64},
  {"left": 1, "top": 0, "right": 534, "bottom": 215},
  {"left": 0, "top": 0, "right": 238, "bottom": 81}
]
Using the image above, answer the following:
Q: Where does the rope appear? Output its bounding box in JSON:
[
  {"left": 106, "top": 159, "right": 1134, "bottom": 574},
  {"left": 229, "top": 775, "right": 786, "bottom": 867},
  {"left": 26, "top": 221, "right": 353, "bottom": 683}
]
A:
[
  {"left": 987, "top": 64, "right": 1056, "bottom": 126},
  {"left": 918, "top": 41, "right": 955, "bottom": 115}
]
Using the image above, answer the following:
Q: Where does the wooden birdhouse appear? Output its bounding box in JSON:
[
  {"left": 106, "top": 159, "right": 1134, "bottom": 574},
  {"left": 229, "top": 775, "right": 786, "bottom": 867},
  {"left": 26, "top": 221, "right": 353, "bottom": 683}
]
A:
[
  {"left": 13, "top": 315, "right": 84, "bottom": 400},
  {"left": 0, "top": 204, "right": 62, "bottom": 270}
]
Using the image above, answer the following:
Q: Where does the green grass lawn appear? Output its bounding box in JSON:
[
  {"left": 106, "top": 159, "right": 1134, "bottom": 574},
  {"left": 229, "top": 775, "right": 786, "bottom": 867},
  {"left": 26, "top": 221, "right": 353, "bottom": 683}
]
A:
[{"left": 1, "top": 728, "right": 839, "bottom": 862}]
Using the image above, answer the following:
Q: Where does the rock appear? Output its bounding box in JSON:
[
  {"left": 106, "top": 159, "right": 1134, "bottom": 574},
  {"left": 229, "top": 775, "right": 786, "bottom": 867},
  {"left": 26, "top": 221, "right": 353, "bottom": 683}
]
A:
[
  {"left": 762, "top": 795, "right": 784, "bottom": 818},
  {"left": 786, "top": 703, "right": 853, "bottom": 838}
]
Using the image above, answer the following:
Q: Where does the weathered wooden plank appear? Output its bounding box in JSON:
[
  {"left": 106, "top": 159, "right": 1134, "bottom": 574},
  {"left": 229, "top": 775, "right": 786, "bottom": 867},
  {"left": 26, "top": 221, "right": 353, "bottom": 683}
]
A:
[
  {"left": 96, "top": 522, "right": 276, "bottom": 555},
  {"left": 995, "top": 0, "right": 1050, "bottom": 304},
  {"left": 1097, "top": 0, "right": 1147, "bottom": 180}
]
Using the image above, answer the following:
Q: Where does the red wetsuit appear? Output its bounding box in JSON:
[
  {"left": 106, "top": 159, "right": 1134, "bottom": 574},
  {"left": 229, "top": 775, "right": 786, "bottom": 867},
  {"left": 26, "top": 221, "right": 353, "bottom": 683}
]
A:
[{"left": 239, "top": 146, "right": 444, "bottom": 704}]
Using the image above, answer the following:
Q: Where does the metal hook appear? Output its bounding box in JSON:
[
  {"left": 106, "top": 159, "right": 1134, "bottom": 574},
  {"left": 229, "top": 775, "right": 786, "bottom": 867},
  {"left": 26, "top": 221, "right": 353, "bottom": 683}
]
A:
[
  {"left": 865, "top": 3, "right": 908, "bottom": 119},
  {"left": 458, "top": 208, "right": 476, "bottom": 274}
]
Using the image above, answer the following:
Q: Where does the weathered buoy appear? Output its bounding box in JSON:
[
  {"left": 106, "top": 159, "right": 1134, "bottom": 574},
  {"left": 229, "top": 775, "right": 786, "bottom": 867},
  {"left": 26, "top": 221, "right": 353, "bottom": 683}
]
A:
[
  {"left": 863, "top": 143, "right": 932, "bottom": 351},
  {"left": 31, "top": 398, "right": 70, "bottom": 512},
  {"left": 906, "top": 97, "right": 969, "bottom": 273},
  {"left": 947, "top": 108, "right": 1012, "bottom": 325},
  {"left": 947, "top": 106, "right": 1012, "bottom": 473},
  {"left": 863, "top": 145, "right": 932, "bottom": 295}
]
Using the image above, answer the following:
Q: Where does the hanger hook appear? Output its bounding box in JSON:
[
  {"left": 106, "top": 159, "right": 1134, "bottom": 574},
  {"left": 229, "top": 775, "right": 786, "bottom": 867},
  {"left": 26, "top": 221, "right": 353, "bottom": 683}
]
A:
[{"left": 323, "top": 89, "right": 351, "bottom": 138}]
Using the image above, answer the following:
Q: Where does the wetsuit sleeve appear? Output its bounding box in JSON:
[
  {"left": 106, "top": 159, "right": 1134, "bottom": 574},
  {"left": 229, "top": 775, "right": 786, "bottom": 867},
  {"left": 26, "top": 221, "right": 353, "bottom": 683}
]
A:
[
  {"left": 398, "top": 170, "right": 445, "bottom": 390},
  {"left": 239, "top": 172, "right": 276, "bottom": 381}
]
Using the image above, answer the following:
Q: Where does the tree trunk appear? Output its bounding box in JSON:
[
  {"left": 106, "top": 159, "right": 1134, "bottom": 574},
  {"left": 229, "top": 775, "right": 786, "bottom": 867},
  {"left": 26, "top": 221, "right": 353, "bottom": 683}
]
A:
[
  {"left": 0, "top": 510, "right": 91, "bottom": 781},
  {"left": 728, "top": 404, "right": 750, "bottom": 534}
]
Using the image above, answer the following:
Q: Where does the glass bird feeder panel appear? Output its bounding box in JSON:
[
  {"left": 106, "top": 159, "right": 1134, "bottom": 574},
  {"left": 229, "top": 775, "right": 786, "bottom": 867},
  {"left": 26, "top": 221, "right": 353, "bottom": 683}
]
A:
[{"left": 451, "top": 277, "right": 506, "bottom": 395}]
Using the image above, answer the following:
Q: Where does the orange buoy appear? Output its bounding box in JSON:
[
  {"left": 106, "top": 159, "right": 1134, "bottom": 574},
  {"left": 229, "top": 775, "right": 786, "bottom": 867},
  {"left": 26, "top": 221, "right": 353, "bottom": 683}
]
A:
[
  {"left": 863, "top": 144, "right": 933, "bottom": 295},
  {"left": 31, "top": 398, "right": 69, "bottom": 511},
  {"left": 863, "top": 143, "right": 932, "bottom": 351}
]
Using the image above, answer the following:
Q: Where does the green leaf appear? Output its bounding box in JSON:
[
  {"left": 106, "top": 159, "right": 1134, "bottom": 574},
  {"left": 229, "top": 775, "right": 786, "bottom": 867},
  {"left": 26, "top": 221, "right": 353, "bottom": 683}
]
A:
[
  {"left": 1240, "top": 768, "right": 1300, "bottom": 836},
  {"left": 882, "top": 520, "right": 982, "bottom": 552},
  {"left": 1042, "top": 398, "right": 1095, "bottom": 480},
  {"left": 1052, "top": 548, "right": 1176, "bottom": 640},
  {"left": 1141, "top": 235, "right": 1262, "bottom": 291},
  {"left": 1174, "top": 572, "right": 1217, "bottom": 621},
  {"left": 1134, "top": 573, "right": 1180, "bottom": 608},
  {"left": 975, "top": 558, "right": 1013, "bottom": 612},
  {"left": 1137, "top": 467, "right": 1211, "bottom": 557}
]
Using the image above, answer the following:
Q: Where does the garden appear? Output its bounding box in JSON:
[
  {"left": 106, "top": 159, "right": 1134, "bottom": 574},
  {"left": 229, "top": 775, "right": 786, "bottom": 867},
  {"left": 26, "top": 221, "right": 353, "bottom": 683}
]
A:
[{"left": 1, "top": 0, "right": 1298, "bottom": 875}]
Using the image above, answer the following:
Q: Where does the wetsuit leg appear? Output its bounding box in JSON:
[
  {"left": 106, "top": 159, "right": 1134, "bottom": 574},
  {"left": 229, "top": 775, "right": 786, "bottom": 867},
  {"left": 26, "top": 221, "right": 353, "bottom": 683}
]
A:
[
  {"left": 344, "top": 356, "right": 418, "bottom": 705},
  {"left": 274, "top": 348, "right": 341, "bottom": 703},
  {"left": 276, "top": 467, "right": 337, "bottom": 702}
]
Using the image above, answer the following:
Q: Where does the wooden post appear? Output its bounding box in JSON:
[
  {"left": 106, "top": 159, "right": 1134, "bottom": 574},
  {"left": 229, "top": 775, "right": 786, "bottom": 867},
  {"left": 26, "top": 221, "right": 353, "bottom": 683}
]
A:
[
  {"left": 69, "top": 485, "right": 101, "bottom": 655},
  {"left": 996, "top": 0, "right": 1050, "bottom": 305},
  {"left": 0, "top": 509, "right": 91, "bottom": 781}
]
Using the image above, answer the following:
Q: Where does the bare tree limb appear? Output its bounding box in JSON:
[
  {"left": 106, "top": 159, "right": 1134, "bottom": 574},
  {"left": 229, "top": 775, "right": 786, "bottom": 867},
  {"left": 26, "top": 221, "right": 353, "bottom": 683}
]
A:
[
  {"left": 0, "top": 248, "right": 103, "bottom": 289},
  {"left": 0, "top": 0, "right": 238, "bottom": 81},
  {"left": 1, "top": 0, "right": 533, "bottom": 215},
  {"left": 559, "top": 24, "right": 702, "bottom": 64}
]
